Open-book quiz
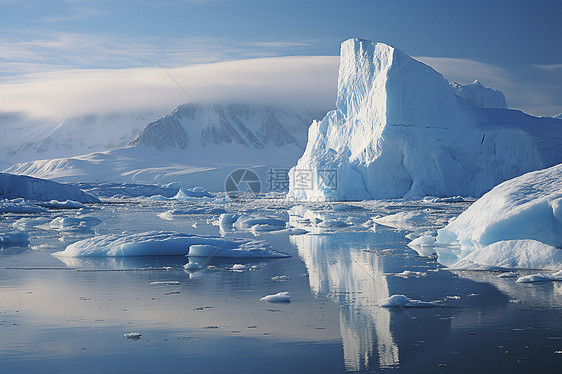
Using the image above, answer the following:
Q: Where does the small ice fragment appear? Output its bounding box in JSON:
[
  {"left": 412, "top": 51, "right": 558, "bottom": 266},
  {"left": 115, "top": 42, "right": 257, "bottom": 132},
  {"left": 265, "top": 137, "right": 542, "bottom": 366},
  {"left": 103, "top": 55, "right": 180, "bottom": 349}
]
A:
[
  {"left": 124, "top": 333, "right": 142, "bottom": 340},
  {"left": 379, "top": 294, "right": 436, "bottom": 308},
  {"left": 231, "top": 264, "right": 247, "bottom": 271},
  {"left": 393, "top": 270, "right": 426, "bottom": 278},
  {"left": 516, "top": 272, "right": 561, "bottom": 283},
  {"left": 261, "top": 291, "right": 291, "bottom": 303},
  {"left": 150, "top": 281, "right": 181, "bottom": 285},
  {"left": 271, "top": 276, "right": 290, "bottom": 281},
  {"left": 497, "top": 272, "right": 519, "bottom": 278}
]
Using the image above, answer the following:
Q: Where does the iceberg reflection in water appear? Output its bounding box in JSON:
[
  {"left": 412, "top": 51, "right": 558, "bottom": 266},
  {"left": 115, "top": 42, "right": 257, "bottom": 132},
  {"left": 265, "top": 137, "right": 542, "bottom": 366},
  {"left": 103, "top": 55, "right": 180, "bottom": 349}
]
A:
[{"left": 292, "top": 231, "right": 401, "bottom": 370}]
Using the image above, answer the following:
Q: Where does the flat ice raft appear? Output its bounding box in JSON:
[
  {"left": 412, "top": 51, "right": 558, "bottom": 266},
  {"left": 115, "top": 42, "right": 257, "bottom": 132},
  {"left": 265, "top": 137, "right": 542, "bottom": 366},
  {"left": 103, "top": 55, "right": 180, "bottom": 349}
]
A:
[{"left": 53, "top": 231, "right": 289, "bottom": 258}]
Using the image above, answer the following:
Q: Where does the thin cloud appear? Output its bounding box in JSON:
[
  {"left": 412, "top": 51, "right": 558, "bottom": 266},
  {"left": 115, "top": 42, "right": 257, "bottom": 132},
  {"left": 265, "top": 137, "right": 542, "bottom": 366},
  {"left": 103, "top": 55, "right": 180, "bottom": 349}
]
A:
[{"left": 0, "top": 56, "right": 340, "bottom": 119}]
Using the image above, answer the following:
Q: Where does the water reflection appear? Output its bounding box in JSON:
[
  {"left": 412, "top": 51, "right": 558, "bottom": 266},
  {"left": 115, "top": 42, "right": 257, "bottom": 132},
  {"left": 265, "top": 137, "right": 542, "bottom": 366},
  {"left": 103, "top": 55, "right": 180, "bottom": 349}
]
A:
[{"left": 291, "top": 232, "right": 400, "bottom": 371}]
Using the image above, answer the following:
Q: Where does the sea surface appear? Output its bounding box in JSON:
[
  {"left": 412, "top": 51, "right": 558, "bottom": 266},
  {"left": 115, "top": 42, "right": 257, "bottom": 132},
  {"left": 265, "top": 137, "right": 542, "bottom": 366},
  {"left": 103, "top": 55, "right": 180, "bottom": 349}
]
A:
[{"left": 0, "top": 196, "right": 560, "bottom": 373}]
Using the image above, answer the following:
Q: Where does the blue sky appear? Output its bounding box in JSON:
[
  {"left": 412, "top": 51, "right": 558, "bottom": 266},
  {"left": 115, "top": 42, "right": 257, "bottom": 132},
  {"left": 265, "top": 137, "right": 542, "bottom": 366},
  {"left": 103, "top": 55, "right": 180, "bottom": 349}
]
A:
[{"left": 0, "top": 0, "right": 561, "bottom": 117}]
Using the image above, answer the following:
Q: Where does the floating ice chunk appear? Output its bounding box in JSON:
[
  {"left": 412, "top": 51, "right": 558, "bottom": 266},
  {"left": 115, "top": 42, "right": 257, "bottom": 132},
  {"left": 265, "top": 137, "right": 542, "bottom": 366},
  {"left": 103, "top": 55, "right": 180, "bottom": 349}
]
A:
[
  {"left": 148, "top": 194, "right": 169, "bottom": 201},
  {"left": 0, "top": 202, "right": 46, "bottom": 214},
  {"left": 53, "top": 231, "right": 286, "bottom": 258},
  {"left": 373, "top": 211, "right": 428, "bottom": 231},
  {"left": 261, "top": 291, "right": 291, "bottom": 303},
  {"left": 515, "top": 272, "right": 562, "bottom": 283},
  {"left": 150, "top": 281, "right": 181, "bottom": 285},
  {"left": 159, "top": 207, "right": 226, "bottom": 220},
  {"left": 288, "top": 205, "right": 348, "bottom": 233},
  {"left": 13, "top": 217, "right": 50, "bottom": 230},
  {"left": 174, "top": 187, "right": 214, "bottom": 199},
  {"left": 49, "top": 216, "right": 102, "bottom": 231},
  {"left": 497, "top": 272, "right": 519, "bottom": 278},
  {"left": 436, "top": 164, "right": 562, "bottom": 251},
  {"left": 123, "top": 333, "right": 142, "bottom": 340},
  {"left": 231, "top": 264, "right": 247, "bottom": 271},
  {"left": 0, "top": 232, "right": 30, "bottom": 246},
  {"left": 407, "top": 235, "right": 442, "bottom": 256},
  {"left": 392, "top": 270, "right": 426, "bottom": 278},
  {"left": 271, "top": 275, "right": 290, "bottom": 281},
  {"left": 234, "top": 215, "right": 286, "bottom": 230},
  {"left": 379, "top": 294, "right": 437, "bottom": 308},
  {"left": 0, "top": 173, "right": 99, "bottom": 203},
  {"left": 423, "top": 196, "right": 467, "bottom": 203},
  {"left": 449, "top": 240, "right": 562, "bottom": 270},
  {"left": 39, "top": 200, "right": 87, "bottom": 209},
  {"left": 54, "top": 232, "right": 198, "bottom": 257},
  {"left": 188, "top": 241, "right": 289, "bottom": 258}
]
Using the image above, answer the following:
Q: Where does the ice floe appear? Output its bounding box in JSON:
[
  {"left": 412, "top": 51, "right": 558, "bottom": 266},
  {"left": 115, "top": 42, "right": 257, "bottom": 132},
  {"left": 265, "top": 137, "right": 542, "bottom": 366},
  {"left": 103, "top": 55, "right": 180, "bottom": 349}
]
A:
[
  {"left": 261, "top": 291, "right": 291, "bottom": 303},
  {"left": 53, "top": 231, "right": 289, "bottom": 258}
]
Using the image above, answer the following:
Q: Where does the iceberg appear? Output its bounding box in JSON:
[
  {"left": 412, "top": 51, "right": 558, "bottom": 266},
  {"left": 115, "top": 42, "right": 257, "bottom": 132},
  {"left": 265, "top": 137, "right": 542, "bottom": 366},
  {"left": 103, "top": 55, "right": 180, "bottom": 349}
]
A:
[
  {"left": 0, "top": 173, "right": 99, "bottom": 203},
  {"left": 289, "top": 38, "right": 562, "bottom": 201},
  {"left": 415, "top": 164, "right": 562, "bottom": 270}
]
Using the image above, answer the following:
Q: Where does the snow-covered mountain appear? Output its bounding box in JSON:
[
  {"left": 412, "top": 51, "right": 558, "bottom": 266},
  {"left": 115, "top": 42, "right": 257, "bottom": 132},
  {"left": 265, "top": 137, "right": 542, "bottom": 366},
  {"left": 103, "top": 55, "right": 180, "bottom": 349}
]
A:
[
  {"left": 289, "top": 38, "right": 562, "bottom": 201},
  {"left": 449, "top": 80, "right": 507, "bottom": 109},
  {"left": 129, "top": 103, "right": 312, "bottom": 150},
  {"left": 4, "top": 104, "right": 321, "bottom": 190},
  {"left": 0, "top": 111, "right": 162, "bottom": 163}
]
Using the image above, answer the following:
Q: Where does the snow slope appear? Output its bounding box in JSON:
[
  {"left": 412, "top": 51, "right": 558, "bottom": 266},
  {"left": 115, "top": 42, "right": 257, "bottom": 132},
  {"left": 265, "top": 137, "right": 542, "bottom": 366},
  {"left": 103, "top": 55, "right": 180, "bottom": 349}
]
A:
[
  {"left": 289, "top": 38, "right": 562, "bottom": 201},
  {"left": 6, "top": 104, "right": 318, "bottom": 191},
  {"left": 0, "top": 111, "right": 161, "bottom": 163},
  {"left": 0, "top": 173, "right": 99, "bottom": 203},
  {"left": 411, "top": 164, "right": 562, "bottom": 270},
  {"left": 130, "top": 103, "right": 312, "bottom": 149}
]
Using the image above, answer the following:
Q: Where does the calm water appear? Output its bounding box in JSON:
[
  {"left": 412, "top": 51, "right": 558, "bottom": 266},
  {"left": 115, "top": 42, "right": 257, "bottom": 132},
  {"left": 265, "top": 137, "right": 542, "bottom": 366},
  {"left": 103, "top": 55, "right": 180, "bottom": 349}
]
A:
[{"left": 0, "top": 198, "right": 561, "bottom": 373}]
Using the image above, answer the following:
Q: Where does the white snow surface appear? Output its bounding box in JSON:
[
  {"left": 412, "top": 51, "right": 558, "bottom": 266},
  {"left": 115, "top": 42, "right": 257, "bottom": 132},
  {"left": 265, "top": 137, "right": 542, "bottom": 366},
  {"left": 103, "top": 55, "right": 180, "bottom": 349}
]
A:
[
  {"left": 289, "top": 38, "right": 562, "bottom": 200},
  {"left": 0, "top": 173, "right": 99, "bottom": 203},
  {"left": 53, "top": 231, "right": 288, "bottom": 258},
  {"left": 419, "top": 164, "right": 562, "bottom": 270}
]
